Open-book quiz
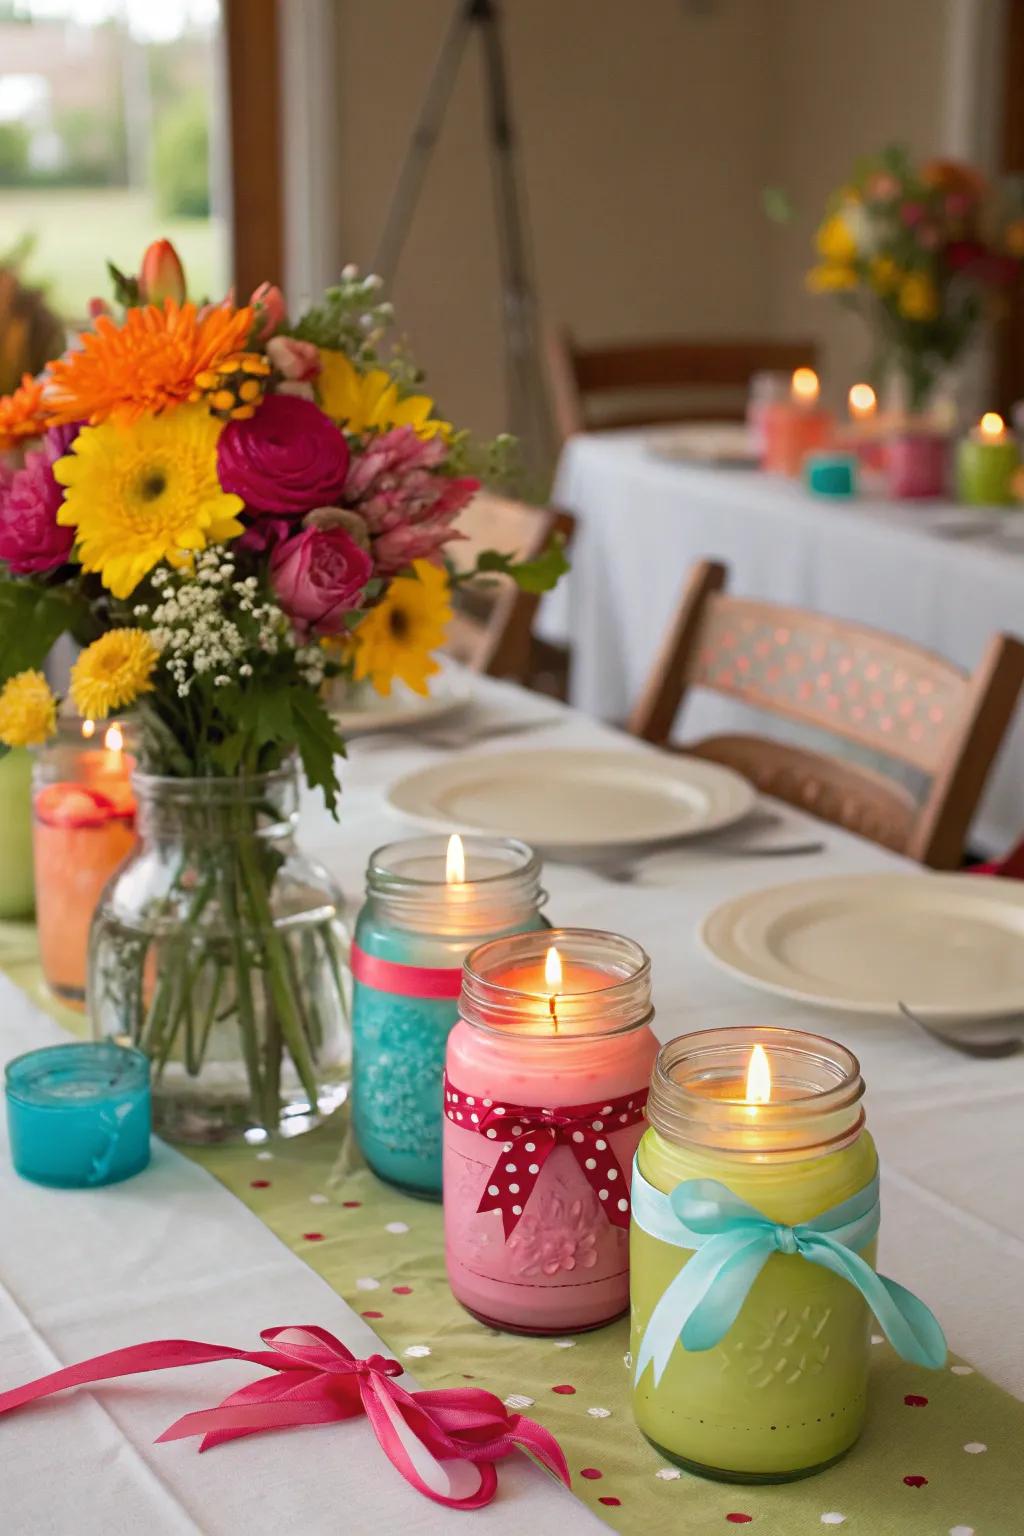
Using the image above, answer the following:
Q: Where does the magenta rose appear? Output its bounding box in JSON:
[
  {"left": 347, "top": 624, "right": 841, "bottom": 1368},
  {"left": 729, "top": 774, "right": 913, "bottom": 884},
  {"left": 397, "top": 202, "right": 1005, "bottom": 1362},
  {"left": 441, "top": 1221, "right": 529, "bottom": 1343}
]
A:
[
  {"left": 0, "top": 447, "right": 75, "bottom": 575},
  {"left": 217, "top": 393, "right": 350, "bottom": 514},
  {"left": 270, "top": 524, "right": 373, "bottom": 635}
]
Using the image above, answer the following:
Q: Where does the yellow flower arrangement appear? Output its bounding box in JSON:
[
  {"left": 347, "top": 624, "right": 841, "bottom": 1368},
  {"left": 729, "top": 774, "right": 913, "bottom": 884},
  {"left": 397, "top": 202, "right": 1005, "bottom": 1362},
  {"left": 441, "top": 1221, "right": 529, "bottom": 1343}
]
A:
[
  {"left": 815, "top": 214, "right": 858, "bottom": 264},
  {"left": 868, "top": 255, "right": 901, "bottom": 295},
  {"left": 352, "top": 559, "right": 451, "bottom": 696},
  {"left": 317, "top": 349, "right": 450, "bottom": 440},
  {"left": 54, "top": 406, "right": 244, "bottom": 599},
  {"left": 0, "top": 669, "right": 57, "bottom": 747},
  {"left": 70, "top": 629, "right": 160, "bottom": 720}
]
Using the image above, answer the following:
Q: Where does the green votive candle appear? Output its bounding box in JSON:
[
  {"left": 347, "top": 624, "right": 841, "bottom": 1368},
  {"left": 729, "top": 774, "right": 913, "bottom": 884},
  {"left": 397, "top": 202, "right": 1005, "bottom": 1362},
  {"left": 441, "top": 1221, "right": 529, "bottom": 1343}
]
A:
[
  {"left": 956, "top": 413, "right": 1020, "bottom": 506},
  {"left": 630, "top": 1027, "right": 877, "bottom": 1483},
  {"left": 0, "top": 748, "right": 35, "bottom": 919}
]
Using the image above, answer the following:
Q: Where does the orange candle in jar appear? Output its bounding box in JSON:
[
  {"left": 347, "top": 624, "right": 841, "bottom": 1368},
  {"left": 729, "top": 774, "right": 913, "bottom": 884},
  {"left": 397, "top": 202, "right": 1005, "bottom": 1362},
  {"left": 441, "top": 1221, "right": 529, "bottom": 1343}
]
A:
[
  {"left": 33, "top": 722, "right": 137, "bottom": 1009},
  {"left": 761, "top": 369, "right": 834, "bottom": 476}
]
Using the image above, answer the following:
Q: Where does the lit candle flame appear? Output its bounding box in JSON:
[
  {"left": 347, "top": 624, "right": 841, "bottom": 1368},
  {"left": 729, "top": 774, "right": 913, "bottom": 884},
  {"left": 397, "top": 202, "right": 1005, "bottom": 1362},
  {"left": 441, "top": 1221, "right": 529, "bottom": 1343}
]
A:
[
  {"left": 791, "top": 367, "right": 820, "bottom": 406},
  {"left": 745, "top": 1044, "right": 772, "bottom": 1105},
  {"left": 544, "top": 945, "right": 563, "bottom": 992},
  {"left": 848, "top": 382, "right": 876, "bottom": 420},
  {"left": 103, "top": 723, "right": 124, "bottom": 755},
  {"left": 445, "top": 832, "right": 466, "bottom": 885},
  {"left": 81, "top": 718, "right": 96, "bottom": 740},
  {"left": 980, "top": 411, "right": 1006, "bottom": 440}
]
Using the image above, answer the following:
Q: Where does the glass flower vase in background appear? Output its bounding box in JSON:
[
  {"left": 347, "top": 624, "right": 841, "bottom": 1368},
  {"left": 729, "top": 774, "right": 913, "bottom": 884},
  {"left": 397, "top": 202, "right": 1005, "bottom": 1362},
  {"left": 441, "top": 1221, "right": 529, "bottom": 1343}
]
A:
[{"left": 89, "top": 767, "right": 349, "bottom": 1143}]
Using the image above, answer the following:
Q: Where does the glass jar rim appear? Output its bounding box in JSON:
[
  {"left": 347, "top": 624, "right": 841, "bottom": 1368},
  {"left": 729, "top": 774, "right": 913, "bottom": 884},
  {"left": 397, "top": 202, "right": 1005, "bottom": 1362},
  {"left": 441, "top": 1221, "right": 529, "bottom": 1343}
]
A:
[
  {"left": 461, "top": 927, "right": 654, "bottom": 1039},
  {"left": 365, "top": 835, "right": 546, "bottom": 936},
  {"left": 5, "top": 1041, "right": 150, "bottom": 1106},
  {"left": 647, "top": 1025, "right": 865, "bottom": 1159}
]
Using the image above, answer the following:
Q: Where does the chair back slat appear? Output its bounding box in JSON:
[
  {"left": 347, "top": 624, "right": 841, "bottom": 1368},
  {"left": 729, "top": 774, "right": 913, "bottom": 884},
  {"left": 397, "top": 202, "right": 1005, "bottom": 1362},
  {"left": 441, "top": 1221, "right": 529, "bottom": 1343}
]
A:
[
  {"left": 630, "top": 559, "right": 1024, "bottom": 869},
  {"left": 688, "top": 595, "right": 969, "bottom": 774},
  {"left": 548, "top": 328, "right": 816, "bottom": 443},
  {"left": 445, "top": 492, "right": 573, "bottom": 681}
]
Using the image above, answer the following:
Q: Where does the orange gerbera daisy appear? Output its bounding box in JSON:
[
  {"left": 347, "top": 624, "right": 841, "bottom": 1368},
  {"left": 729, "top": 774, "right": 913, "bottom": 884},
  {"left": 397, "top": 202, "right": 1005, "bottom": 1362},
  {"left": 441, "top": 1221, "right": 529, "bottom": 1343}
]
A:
[
  {"left": 43, "top": 301, "right": 255, "bottom": 427},
  {"left": 0, "top": 373, "right": 48, "bottom": 451}
]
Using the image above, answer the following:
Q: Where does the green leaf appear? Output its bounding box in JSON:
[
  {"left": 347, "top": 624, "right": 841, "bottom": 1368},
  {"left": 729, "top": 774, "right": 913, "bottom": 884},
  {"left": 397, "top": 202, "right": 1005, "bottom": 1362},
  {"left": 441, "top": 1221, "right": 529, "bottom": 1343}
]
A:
[
  {"left": 471, "top": 533, "right": 570, "bottom": 595},
  {"left": 106, "top": 259, "right": 140, "bottom": 308},
  {"left": 290, "top": 690, "right": 346, "bottom": 817},
  {"left": 0, "top": 581, "right": 89, "bottom": 685},
  {"left": 762, "top": 186, "right": 794, "bottom": 225}
]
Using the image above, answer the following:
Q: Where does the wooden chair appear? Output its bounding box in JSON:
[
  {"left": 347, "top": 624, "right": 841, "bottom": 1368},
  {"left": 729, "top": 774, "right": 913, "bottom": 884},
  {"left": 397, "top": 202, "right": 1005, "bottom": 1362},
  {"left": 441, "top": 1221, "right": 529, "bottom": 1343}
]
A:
[
  {"left": 628, "top": 561, "right": 1024, "bottom": 869},
  {"left": 547, "top": 327, "right": 818, "bottom": 444},
  {"left": 445, "top": 491, "right": 574, "bottom": 684}
]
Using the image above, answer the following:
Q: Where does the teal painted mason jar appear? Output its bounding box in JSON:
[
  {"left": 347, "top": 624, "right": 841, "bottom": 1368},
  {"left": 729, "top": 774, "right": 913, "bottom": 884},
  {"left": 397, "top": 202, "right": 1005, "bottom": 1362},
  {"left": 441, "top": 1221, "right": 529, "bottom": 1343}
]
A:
[{"left": 351, "top": 835, "right": 546, "bottom": 1198}]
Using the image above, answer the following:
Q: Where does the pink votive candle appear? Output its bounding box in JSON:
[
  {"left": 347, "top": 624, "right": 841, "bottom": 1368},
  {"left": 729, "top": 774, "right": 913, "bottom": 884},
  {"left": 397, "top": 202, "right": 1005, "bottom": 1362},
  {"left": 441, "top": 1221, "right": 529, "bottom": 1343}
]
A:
[{"left": 444, "top": 928, "right": 658, "bottom": 1335}]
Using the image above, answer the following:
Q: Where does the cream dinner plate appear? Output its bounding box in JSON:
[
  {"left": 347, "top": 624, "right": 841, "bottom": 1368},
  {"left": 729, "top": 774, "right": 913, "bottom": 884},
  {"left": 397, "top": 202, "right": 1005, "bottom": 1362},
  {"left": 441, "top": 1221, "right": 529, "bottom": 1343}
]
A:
[
  {"left": 700, "top": 873, "right": 1024, "bottom": 1021},
  {"left": 329, "top": 668, "right": 473, "bottom": 737},
  {"left": 386, "top": 748, "right": 756, "bottom": 853}
]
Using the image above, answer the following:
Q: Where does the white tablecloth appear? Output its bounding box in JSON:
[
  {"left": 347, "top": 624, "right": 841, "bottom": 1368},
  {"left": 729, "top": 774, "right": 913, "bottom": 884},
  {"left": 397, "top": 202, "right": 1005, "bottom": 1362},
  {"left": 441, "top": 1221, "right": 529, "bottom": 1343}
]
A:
[
  {"left": 3, "top": 672, "right": 1022, "bottom": 1532},
  {"left": 544, "top": 431, "right": 1024, "bottom": 853}
]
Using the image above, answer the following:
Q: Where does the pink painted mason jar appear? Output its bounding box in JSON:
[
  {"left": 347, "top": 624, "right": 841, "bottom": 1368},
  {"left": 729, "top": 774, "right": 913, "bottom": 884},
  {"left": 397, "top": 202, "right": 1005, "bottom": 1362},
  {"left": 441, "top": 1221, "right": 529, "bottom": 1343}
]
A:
[{"left": 443, "top": 928, "right": 658, "bottom": 1334}]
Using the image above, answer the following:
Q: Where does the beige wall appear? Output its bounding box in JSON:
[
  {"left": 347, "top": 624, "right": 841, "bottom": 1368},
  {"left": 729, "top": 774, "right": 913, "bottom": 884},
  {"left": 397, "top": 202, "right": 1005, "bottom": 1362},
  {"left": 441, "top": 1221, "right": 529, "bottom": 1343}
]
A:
[
  {"left": 766, "top": 0, "right": 953, "bottom": 398},
  {"left": 336, "top": 0, "right": 777, "bottom": 438},
  {"left": 333, "top": 0, "right": 968, "bottom": 437}
]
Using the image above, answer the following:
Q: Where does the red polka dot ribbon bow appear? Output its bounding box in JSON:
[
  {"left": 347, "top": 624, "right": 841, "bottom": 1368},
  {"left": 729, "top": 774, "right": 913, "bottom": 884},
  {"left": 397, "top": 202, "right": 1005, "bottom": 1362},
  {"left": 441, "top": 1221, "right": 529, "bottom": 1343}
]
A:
[{"left": 445, "top": 1078, "right": 647, "bottom": 1239}]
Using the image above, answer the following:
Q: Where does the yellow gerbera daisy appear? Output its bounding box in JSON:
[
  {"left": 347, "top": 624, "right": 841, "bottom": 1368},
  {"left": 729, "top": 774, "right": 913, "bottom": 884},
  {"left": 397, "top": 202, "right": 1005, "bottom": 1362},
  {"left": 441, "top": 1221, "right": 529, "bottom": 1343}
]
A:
[
  {"left": 317, "top": 349, "right": 450, "bottom": 440},
  {"left": 0, "top": 669, "right": 57, "bottom": 748},
  {"left": 54, "top": 406, "right": 244, "bottom": 599},
  {"left": 868, "top": 255, "right": 902, "bottom": 295},
  {"left": 352, "top": 560, "right": 451, "bottom": 697},
  {"left": 70, "top": 629, "right": 159, "bottom": 720}
]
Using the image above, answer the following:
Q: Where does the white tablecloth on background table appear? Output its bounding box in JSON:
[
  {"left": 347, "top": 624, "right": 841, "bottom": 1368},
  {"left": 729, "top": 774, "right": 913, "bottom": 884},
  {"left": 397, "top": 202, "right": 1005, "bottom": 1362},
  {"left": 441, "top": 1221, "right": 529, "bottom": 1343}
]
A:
[
  {"left": 543, "top": 431, "right": 1024, "bottom": 853},
  {"left": 2, "top": 673, "right": 1022, "bottom": 1532}
]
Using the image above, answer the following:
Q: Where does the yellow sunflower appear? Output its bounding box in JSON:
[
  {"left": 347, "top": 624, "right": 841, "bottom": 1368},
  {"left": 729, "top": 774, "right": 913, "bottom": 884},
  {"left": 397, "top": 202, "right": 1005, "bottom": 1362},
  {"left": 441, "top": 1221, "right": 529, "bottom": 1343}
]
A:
[
  {"left": 352, "top": 560, "right": 451, "bottom": 697},
  {"left": 806, "top": 263, "right": 858, "bottom": 293},
  {"left": 815, "top": 214, "right": 858, "bottom": 264},
  {"left": 70, "top": 629, "right": 159, "bottom": 720},
  {"left": 898, "top": 271, "right": 939, "bottom": 322},
  {"left": 317, "top": 349, "right": 450, "bottom": 440},
  {"left": 0, "top": 669, "right": 57, "bottom": 748},
  {"left": 54, "top": 406, "right": 243, "bottom": 598}
]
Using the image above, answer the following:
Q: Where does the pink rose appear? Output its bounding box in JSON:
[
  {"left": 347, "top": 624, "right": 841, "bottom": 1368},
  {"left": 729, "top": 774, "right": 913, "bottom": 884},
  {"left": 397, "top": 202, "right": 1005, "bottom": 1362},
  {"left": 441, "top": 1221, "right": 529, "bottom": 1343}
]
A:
[
  {"left": 217, "top": 393, "right": 350, "bottom": 514},
  {"left": 266, "top": 335, "right": 321, "bottom": 381},
  {"left": 250, "top": 281, "right": 287, "bottom": 341},
  {"left": 270, "top": 524, "right": 373, "bottom": 635},
  {"left": 0, "top": 447, "right": 75, "bottom": 575}
]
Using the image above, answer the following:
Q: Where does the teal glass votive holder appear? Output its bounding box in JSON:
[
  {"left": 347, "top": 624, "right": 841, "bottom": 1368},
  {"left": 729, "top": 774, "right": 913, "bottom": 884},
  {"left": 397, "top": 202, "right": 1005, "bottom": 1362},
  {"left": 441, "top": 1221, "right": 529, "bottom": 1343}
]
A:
[
  {"left": 5, "top": 1042, "right": 151, "bottom": 1188},
  {"left": 351, "top": 835, "right": 547, "bottom": 1199},
  {"left": 805, "top": 451, "right": 858, "bottom": 498}
]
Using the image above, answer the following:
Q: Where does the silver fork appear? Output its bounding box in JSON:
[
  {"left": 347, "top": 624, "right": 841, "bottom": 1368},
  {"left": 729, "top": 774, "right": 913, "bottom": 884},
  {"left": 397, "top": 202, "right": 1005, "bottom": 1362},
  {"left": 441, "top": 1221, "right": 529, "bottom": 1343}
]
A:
[
  {"left": 897, "top": 1001, "right": 1024, "bottom": 1060},
  {"left": 577, "top": 839, "right": 825, "bottom": 884},
  {"left": 355, "top": 716, "right": 563, "bottom": 749}
]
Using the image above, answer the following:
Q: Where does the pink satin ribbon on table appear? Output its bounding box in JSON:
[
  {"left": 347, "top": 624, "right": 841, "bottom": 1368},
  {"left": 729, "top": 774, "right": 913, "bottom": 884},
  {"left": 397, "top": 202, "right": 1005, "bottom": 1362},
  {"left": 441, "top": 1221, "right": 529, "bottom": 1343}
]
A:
[
  {"left": 0, "top": 1324, "right": 570, "bottom": 1512},
  {"left": 350, "top": 942, "right": 463, "bottom": 1001},
  {"left": 445, "top": 1078, "right": 647, "bottom": 1239}
]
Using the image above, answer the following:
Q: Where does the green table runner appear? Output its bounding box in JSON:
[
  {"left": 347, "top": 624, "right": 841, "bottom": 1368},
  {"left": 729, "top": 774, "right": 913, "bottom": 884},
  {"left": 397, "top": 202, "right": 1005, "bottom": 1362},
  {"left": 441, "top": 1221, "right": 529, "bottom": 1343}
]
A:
[{"left": 2, "top": 924, "right": 1020, "bottom": 1535}]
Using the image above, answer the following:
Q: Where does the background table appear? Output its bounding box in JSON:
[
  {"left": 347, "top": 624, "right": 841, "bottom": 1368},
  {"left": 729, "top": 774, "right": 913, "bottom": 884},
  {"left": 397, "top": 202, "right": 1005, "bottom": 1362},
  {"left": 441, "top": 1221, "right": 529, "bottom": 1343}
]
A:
[
  {"left": 2, "top": 673, "right": 1022, "bottom": 1532},
  {"left": 543, "top": 430, "right": 1024, "bottom": 853}
]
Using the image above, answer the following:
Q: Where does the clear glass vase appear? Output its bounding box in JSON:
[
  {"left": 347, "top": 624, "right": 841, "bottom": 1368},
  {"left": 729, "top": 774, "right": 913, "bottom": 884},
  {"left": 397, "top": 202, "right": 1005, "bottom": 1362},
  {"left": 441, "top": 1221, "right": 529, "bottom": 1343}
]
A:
[{"left": 88, "top": 766, "right": 350, "bottom": 1144}]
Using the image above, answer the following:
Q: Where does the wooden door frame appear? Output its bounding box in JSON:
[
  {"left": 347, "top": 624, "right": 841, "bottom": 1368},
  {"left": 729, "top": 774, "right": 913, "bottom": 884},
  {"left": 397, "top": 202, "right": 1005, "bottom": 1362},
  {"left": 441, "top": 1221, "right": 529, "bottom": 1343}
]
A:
[
  {"left": 223, "top": 0, "right": 284, "bottom": 297},
  {"left": 997, "top": 0, "right": 1024, "bottom": 410}
]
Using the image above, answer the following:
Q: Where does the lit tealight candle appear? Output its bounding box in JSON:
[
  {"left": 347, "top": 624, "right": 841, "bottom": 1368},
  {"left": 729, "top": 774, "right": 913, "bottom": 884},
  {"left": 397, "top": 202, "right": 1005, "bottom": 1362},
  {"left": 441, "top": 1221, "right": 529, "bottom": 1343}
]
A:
[
  {"left": 745, "top": 1041, "right": 771, "bottom": 1105},
  {"left": 791, "top": 367, "right": 820, "bottom": 408},
  {"left": 957, "top": 411, "right": 1020, "bottom": 506},
  {"left": 847, "top": 382, "right": 877, "bottom": 423},
  {"left": 761, "top": 369, "right": 833, "bottom": 476}
]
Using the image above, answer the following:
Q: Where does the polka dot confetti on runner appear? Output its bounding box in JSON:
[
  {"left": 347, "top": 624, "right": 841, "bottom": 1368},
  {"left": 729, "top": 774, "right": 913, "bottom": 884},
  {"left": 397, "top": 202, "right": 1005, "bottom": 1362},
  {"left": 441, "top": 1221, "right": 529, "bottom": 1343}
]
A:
[
  {"left": 302, "top": 1232, "right": 325, "bottom": 1242},
  {"left": 903, "top": 1475, "right": 928, "bottom": 1488},
  {"left": 392, "top": 1285, "right": 413, "bottom": 1295},
  {"left": 355, "top": 1277, "right": 380, "bottom": 1291},
  {"left": 820, "top": 1517, "right": 846, "bottom": 1527},
  {"left": 587, "top": 1406, "right": 611, "bottom": 1418},
  {"left": 552, "top": 1384, "right": 576, "bottom": 1395},
  {"left": 904, "top": 1394, "right": 929, "bottom": 1406},
  {"left": 386, "top": 1221, "right": 409, "bottom": 1234},
  {"left": 655, "top": 1468, "right": 680, "bottom": 1480},
  {"left": 725, "top": 1516, "right": 752, "bottom": 1525},
  {"left": 250, "top": 1179, "right": 270, "bottom": 1188},
  {"left": 963, "top": 1443, "right": 987, "bottom": 1454},
  {"left": 309, "top": 1193, "right": 328, "bottom": 1204},
  {"left": 404, "top": 1345, "right": 431, "bottom": 1358},
  {"left": 598, "top": 1497, "right": 621, "bottom": 1507},
  {"left": 580, "top": 1468, "right": 603, "bottom": 1480},
  {"left": 504, "top": 1394, "right": 535, "bottom": 1410}
]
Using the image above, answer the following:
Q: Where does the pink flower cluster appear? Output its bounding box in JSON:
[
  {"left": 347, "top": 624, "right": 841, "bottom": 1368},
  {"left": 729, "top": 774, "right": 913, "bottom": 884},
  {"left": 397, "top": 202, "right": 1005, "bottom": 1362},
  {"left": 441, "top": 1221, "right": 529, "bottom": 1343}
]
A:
[
  {"left": 0, "top": 426, "right": 77, "bottom": 575},
  {"left": 216, "top": 395, "right": 478, "bottom": 637}
]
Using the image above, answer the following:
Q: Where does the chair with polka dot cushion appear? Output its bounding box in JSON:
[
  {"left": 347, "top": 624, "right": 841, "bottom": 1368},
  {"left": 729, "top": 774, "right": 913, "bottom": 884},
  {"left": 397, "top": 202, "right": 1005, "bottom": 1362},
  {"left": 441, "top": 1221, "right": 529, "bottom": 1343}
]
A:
[{"left": 628, "top": 560, "right": 1024, "bottom": 869}]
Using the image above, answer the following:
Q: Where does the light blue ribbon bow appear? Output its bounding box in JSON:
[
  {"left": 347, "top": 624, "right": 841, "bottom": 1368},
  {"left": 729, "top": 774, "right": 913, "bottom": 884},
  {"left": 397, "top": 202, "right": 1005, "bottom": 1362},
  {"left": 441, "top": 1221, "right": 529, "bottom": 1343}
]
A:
[{"left": 632, "top": 1161, "right": 946, "bottom": 1388}]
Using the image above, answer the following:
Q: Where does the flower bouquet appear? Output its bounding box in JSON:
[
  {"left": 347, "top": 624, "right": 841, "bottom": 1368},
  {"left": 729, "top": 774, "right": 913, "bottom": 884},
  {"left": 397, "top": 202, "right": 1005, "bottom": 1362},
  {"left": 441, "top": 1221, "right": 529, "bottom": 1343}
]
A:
[
  {"left": 0, "top": 241, "right": 566, "bottom": 1142},
  {"left": 807, "top": 147, "right": 1024, "bottom": 414}
]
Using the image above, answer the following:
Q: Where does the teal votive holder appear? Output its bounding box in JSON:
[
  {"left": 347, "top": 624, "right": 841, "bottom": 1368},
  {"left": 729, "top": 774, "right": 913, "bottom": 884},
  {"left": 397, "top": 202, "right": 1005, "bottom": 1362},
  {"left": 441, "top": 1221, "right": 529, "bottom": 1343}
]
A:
[
  {"left": 805, "top": 451, "right": 858, "bottom": 498},
  {"left": 5, "top": 1042, "right": 151, "bottom": 1188}
]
